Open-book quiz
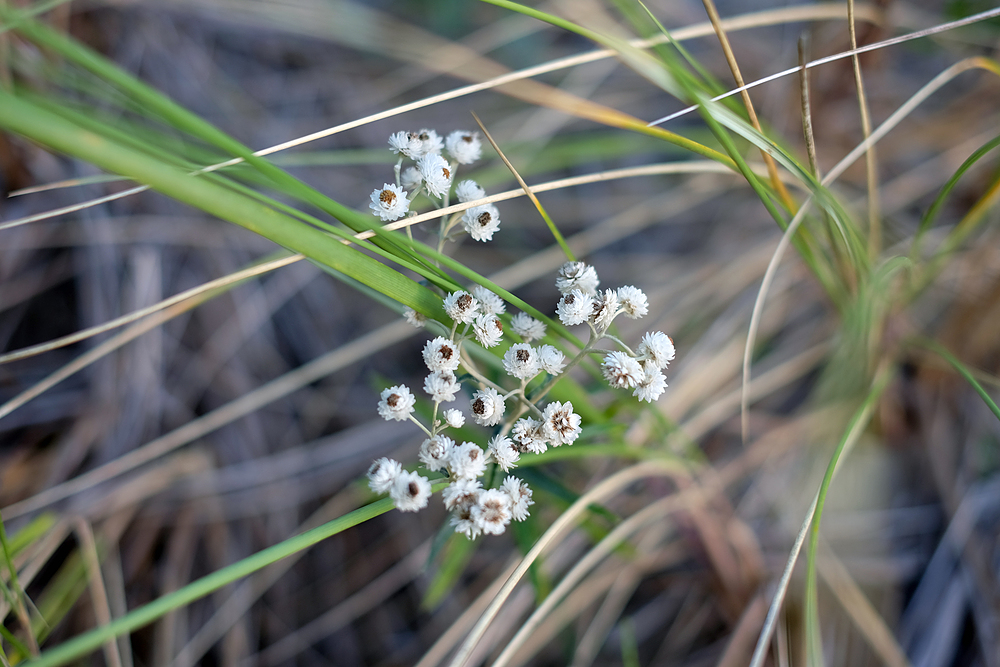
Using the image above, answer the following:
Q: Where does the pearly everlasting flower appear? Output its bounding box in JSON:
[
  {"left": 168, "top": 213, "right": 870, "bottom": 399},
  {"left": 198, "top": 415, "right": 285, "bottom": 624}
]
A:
[
  {"left": 443, "top": 478, "right": 481, "bottom": 512},
  {"left": 556, "top": 290, "right": 594, "bottom": 327},
  {"left": 556, "top": 261, "right": 600, "bottom": 295},
  {"left": 450, "top": 441, "right": 488, "bottom": 480},
  {"left": 424, "top": 370, "right": 460, "bottom": 403},
  {"left": 400, "top": 166, "right": 422, "bottom": 190},
  {"left": 473, "top": 313, "right": 504, "bottom": 348},
  {"left": 455, "top": 179, "right": 486, "bottom": 203},
  {"left": 473, "top": 286, "right": 506, "bottom": 315},
  {"left": 472, "top": 489, "right": 512, "bottom": 535},
  {"left": 637, "top": 331, "right": 675, "bottom": 369},
  {"left": 503, "top": 343, "right": 540, "bottom": 380},
  {"left": 410, "top": 129, "right": 443, "bottom": 157},
  {"left": 633, "top": 365, "right": 667, "bottom": 402},
  {"left": 443, "top": 291, "right": 480, "bottom": 324},
  {"left": 617, "top": 286, "right": 649, "bottom": 319},
  {"left": 443, "top": 408, "right": 466, "bottom": 429},
  {"left": 503, "top": 476, "right": 534, "bottom": 521},
  {"left": 462, "top": 203, "right": 501, "bottom": 242},
  {"left": 367, "top": 457, "right": 402, "bottom": 494},
  {"left": 423, "top": 336, "right": 461, "bottom": 372},
  {"left": 369, "top": 183, "right": 409, "bottom": 222},
  {"left": 390, "top": 470, "right": 432, "bottom": 512},
  {"left": 419, "top": 435, "right": 455, "bottom": 472},
  {"left": 543, "top": 401, "right": 582, "bottom": 446},
  {"left": 377, "top": 385, "right": 415, "bottom": 422},
  {"left": 511, "top": 417, "right": 548, "bottom": 454},
  {"left": 417, "top": 153, "right": 453, "bottom": 198},
  {"left": 403, "top": 307, "right": 426, "bottom": 329},
  {"left": 445, "top": 130, "right": 482, "bottom": 164},
  {"left": 470, "top": 387, "right": 505, "bottom": 426},
  {"left": 488, "top": 434, "right": 519, "bottom": 472},
  {"left": 602, "top": 351, "right": 644, "bottom": 389},
  {"left": 510, "top": 312, "right": 546, "bottom": 342},
  {"left": 450, "top": 510, "right": 482, "bottom": 539},
  {"left": 388, "top": 131, "right": 417, "bottom": 158},
  {"left": 537, "top": 345, "right": 566, "bottom": 375},
  {"left": 590, "top": 289, "right": 620, "bottom": 333}
]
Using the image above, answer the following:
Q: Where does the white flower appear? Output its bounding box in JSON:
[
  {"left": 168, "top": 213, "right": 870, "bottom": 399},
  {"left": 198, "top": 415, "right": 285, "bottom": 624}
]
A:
[
  {"left": 390, "top": 470, "right": 432, "bottom": 512},
  {"left": 510, "top": 312, "right": 546, "bottom": 342},
  {"left": 617, "top": 285, "right": 649, "bottom": 319},
  {"left": 473, "top": 285, "right": 506, "bottom": 315},
  {"left": 502, "top": 343, "right": 540, "bottom": 380},
  {"left": 537, "top": 345, "right": 566, "bottom": 375},
  {"left": 445, "top": 130, "right": 482, "bottom": 164},
  {"left": 455, "top": 179, "right": 486, "bottom": 203},
  {"left": 400, "top": 166, "right": 423, "bottom": 190},
  {"left": 443, "top": 478, "right": 481, "bottom": 512},
  {"left": 403, "top": 307, "right": 426, "bottom": 328},
  {"left": 503, "top": 476, "right": 534, "bottom": 521},
  {"left": 410, "top": 128, "right": 444, "bottom": 157},
  {"left": 419, "top": 435, "right": 455, "bottom": 472},
  {"left": 488, "top": 434, "right": 519, "bottom": 472},
  {"left": 633, "top": 365, "right": 667, "bottom": 402},
  {"left": 462, "top": 204, "right": 501, "bottom": 242},
  {"left": 369, "top": 183, "right": 409, "bottom": 222},
  {"left": 417, "top": 153, "right": 453, "bottom": 198},
  {"left": 443, "top": 291, "right": 480, "bottom": 324},
  {"left": 450, "top": 441, "right": 488, "bottom": 480},
  {"left": 590, "top": 289, "right": 619, "bottom": 333},
  {"left": 556, "top": 290, "right": 593, "bottom": 327},
  {"left": 472, "top": 489, "right": 512, "bottom": 535},
  {"left": 637, "top": 331, "right": 675, "bottom": 369},
  {"left": 388, "top": 131, "right": 417, "bottom": 157},
  {"left": 443, "top": 408, "right": 466, "bottom": 429},
  {"left": 450, "top": 511, "right": 481, "bottom": 540},
  {"left": 602, "top": 351, "right": 644, "bottom": 389},
  {"left": 511, "top": 417, "right": 548, "bottom": 454},
  {"left": 424, "top": 370, "right": 460, "bottom": 403},
  {"left": 473, "top": 313, "right": 504, "bottom": 348},
  {"left": 470, "top": 387, "right": 505, "bottom": 426},
  {"left": 367, "top": 457, "right": 402, "bottom": 494},
  {"left": 543, "top": 401, "right": 582, "bottom": 446},
  {"left": 556, "top": 261, "right": 600, "bottom": 295},
  {"left": 422, "top": 336, "right": 461, "bottom": 372},
  {"left": 377, "top": 385, "right": 415, "bottom": 422}
]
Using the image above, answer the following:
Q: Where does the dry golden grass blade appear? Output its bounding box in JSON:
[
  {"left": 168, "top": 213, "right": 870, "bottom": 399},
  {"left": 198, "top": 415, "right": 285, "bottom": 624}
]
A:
[
  {"left": 71, "top": 518, "right": 123, "bottom": 667},
  {"left": 847, "top": 0, "right": 881, "bottom": 257}
]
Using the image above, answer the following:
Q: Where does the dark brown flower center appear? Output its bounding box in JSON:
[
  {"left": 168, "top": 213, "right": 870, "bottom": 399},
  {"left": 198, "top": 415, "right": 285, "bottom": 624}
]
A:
[
  {"left": 439, "top": 345, "right": 453, "bottom": 360},
  {"left": 408, "top": 481, "right": 420, "bottom": 496},
  {"left": 457, "top": 294, "right": 473, "bottom": 310},
  {"left": 473, "top": 398, "right": 486, "bottom": 415},
  {"left": 516, "top": 349, "right": 530, "bottom": 362},
  {"left": 477, "top": 212, "right": 491, "bottom": 226},
  {"left": 387, "top": 394, "right": 399, "bottom": 407},
  {"left": 379, "top": 189, "right": 396, "bottom": 205}
]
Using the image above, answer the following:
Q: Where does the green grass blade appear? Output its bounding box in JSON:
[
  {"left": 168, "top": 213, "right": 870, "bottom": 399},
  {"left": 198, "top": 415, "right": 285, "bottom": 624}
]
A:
[
  {"left": 919, "top": 339, "right": 1000, "bottom": 422},
  {"left": 916, "top": 133, "right": 1000, "bottom": 238}
]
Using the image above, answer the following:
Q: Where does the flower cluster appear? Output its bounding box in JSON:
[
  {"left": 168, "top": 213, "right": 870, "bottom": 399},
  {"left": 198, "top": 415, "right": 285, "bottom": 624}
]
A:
[
  {"left": 369, "top": 129, "right": 501, "bottom": 243},
  {"left": 368, "top": 261, "right": 673, "bottom": 538}
]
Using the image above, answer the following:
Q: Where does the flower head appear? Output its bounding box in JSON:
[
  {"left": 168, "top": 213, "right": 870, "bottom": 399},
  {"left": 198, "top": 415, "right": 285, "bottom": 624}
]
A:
[
  {"left": 617, "top": 286, "right": 649, "bottom": 319},
  {"left": 462, "top": 203, "right": 501, "bottom": 242},
  {"left": 388, "top": 131, "right": 417, "bottom": 157},
  {"left": 377, "top": 385, "right": 415, "bottom": 422},
  {"left": 590, "top": 289, "right": 620, "bottom": 333},
  {"left": 455, "top": 179, "right": 486, "bottom": 203},
  {"left": 556, "top": 261, "right": 600, "bottom": 295},
  {"left": 488, "top": 434, "right": 519, "bottom": 472},
  {"left": 443, "top": 408, "right": 466, "bottom": 429},
  {"left": 410, "top": 128, "right": 443, "bottom": 157},
  {"left": 637, "top": 331, "right": 675, "bottom": 369},
  {"left": 470, "top": 387, "right": 505, "bottom": 426},
  {"left": 423, "top": 336, "right": 461, "bottom": 372},
  {"left": 389, "top": 470, "right": 432, "bottom": 512},
  {"left": 424, "top": 370, "right": 460, "bottom": 403},
  {"left": 510, "top": 312, "right": 546, "bottom": 343},
  {"left": 472, "top": 489, "right": 512, "bottom": 535},
  {"left": 450, "top": 441, "right": 488, "bottom": 480},
  {"left": 443, "top": 291, "right": 480, "bottom": 324},
  {"left": 417, "top": 153, "right": 453, "bottom": 198},
  {"left": 633, "top": 365, "right": 667, "bottom": 402},
  {"left": 511, "top": 417, "right": 548, "bottom": 454},
  {"left": 472, "top": 286, "right": 505, "bottom": 315},
  {"left": 503, "top": 476, "right": 534, "bottom": 521},
  {"left": 473, "top": 313, "right": 504, "bottom": 348},
  {"left": 537, "top": 345, "right": 566, "bottom": 375},
  {"left": 403, "top": 307, "right": 426, "bottom": 329},
  {"left": 400, "top": 166, "right": 422, "bottom": 190},
  {"left": 502, "top": 343, "right": 540, "bottom": 380},
  {"left": 556, "top": 290, "right": 594, "bottom": 327},
  {"left": 367, "top": 457, "right": 402, "bottom": 494},
  {"left": 543, "top": 401, "right": 582, "bottom": 446},
  {"left": 419, "top": 435, "right": 455, "bottom": 472},
  {"left": 602, "top": 351, "right": 644, "bottom": 389},
  {"left": 445, "top": 130, "right": 482, "bottom": 164},
  {"left": 443, "top": 477, "right": 481, "bottom": 512},
  {"left": 369, "top": 183, "right": 409, "bottom": 222}
]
